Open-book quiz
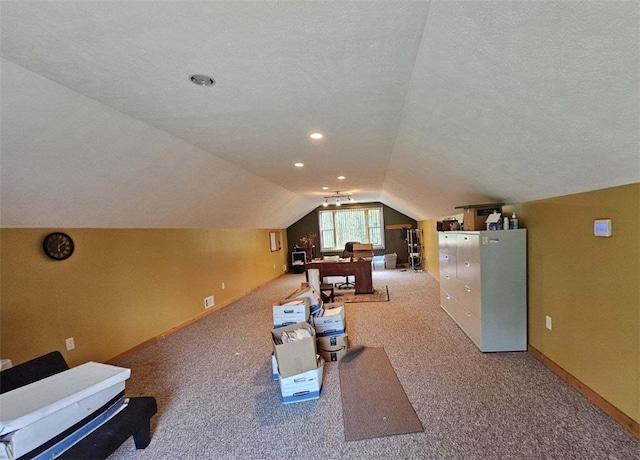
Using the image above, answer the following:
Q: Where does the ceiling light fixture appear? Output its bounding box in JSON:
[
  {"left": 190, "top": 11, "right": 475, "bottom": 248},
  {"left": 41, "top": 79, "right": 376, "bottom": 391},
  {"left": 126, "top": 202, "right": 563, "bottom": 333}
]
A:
[
  {"left": 337, "top": 175, "right": 345, "bottom": 180},
  {"left": 190, "top": 74, "right": 216, "bottom": 86},
  {"left": 323, "top": 191, "right": 352, "bottom": 207},
  {"left": 294, "top": 162, "right": 304, "bottom": 167},
  {"left": 309, "top": 132, "right": 324, "bottom": 140}
]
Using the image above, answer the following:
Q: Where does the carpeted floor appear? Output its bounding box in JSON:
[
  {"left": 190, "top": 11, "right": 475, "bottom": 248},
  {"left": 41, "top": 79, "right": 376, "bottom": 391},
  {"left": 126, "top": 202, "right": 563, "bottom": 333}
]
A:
[{"left": 109, "top": 270, "right": 639, "bottom": 459}]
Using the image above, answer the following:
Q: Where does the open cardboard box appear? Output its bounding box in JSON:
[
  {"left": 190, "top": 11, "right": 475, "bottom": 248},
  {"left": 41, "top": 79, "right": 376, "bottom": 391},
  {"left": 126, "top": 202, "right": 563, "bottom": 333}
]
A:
[{"left": 271, "top": 322, "right": 318, "bottom": 379}]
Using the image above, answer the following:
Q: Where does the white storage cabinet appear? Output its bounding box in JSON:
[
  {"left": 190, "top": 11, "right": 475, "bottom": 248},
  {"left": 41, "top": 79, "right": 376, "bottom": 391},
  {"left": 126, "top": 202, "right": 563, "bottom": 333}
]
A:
[{"left": 438, "top": 230, "right": 527, "bottom": 352}]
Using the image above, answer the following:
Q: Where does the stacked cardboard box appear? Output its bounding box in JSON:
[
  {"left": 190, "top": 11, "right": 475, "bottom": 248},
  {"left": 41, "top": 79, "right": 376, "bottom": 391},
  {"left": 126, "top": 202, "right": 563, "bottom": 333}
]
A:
[
  {"left": 352, "top": 243, "right": 373, "bottom": 260},
  {"left": 313, "top": 303, "right": 346, "bottom": 337},
  {"left": 269, "top": 284, "right": 353, "bottom": 403},
  {"left": 271, "top": 354, "right": 325, "bottom": 404},
  {"left": 285, "top": 283, "right": 322, "bottom": 315},
  {"left": 317, "top": 333, "right": 349, "bottom": 362},
  {"left": 272, "top": 298, "right": 310, "bottom": 328},
  {"left": 270, "top": 284, "right": 325, "bottom": 404},
  {"left": 312, "top": 302, "right": 349, "bottom": 362},
  {"left": 271, "top": 321, "right": 324, "bottom": 404}
]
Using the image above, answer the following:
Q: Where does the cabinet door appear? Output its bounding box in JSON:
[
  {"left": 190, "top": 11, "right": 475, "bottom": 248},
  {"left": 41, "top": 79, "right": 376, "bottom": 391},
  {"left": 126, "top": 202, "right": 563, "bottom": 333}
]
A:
[
  {"left": 440, "top": 288, "right": 461, "bottom": 316},
  {"left": 457, "top": 233, "right": 480, "bottom": 262},
  {"left": 438, "top": 232, "right": 457, "bottom": 254},
  {"left": 440, "top": 271, "right": 458, "bottom": 297},
  {"left": 439, "top": 251, "right": 457, "bottom": 277},
  {"left": 457, "top": 283, "right": 481, "bottom": 318},
  {"left": 458, "top": 308, "right": 482, "bottom": 349},
  {"left": 440, "top": 290, "right": 482, "bottom": 349},
  {"left": 457, "top": 259, "right": 481, "bottom": 291}
]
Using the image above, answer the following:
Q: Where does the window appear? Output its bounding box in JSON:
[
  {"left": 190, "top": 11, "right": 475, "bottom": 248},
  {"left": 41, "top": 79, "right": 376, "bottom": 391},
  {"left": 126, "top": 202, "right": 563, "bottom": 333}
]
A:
[{"left": 318, "top": 205, "right": 385, "bottom": 252}]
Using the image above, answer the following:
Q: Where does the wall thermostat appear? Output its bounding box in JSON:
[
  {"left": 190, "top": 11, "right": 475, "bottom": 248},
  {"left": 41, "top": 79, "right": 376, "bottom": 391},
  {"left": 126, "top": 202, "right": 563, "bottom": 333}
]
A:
[{"left": 594, "top": 219, "right": 612, "bottom": 237}]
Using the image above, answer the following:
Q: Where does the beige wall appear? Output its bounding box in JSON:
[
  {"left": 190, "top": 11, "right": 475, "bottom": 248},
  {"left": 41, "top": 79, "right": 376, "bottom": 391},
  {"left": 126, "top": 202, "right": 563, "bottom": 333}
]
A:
[
  {"left": 421, "top": 183, "right": 639, "bottom": 424},
  {"left": 0, "top": 228, "right": 288, "bottom": 367},
  {"left": 418, "top": 219, "right": 440, "bottom": 280}
]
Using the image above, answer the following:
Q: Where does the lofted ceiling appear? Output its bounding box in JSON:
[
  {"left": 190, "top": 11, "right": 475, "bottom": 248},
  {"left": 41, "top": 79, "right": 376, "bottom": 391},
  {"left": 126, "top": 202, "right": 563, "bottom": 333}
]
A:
[{"left": 1, "top": 1, "right": 638, "bottom": 229}]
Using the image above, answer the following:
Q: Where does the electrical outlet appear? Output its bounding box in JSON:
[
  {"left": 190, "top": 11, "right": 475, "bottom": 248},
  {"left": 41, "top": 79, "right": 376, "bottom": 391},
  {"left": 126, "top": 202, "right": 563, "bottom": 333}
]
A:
[
  {"left": 204, "top": 295, "right": 214, "bottom": 309},
  {"left": 273, "top": 264, "right": 276, "bottom": 269},
  {"left": 221, "top": 282, "right": 225, "bottom": 289},
  {"left": 283, "top": 264, "right": 287, "bottom": 272},
  {"left": 65, "top": 337, "right": 75, "bottom": 351},
  {"left": 546, "top": 316, "right": 552, "bottom": 330}
]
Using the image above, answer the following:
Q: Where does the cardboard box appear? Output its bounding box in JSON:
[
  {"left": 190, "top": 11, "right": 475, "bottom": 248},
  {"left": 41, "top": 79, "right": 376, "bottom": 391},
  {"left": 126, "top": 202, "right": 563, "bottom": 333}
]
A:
[
  {"left": 352, "top": 243, "right": 373, "bottom": 260},
  {"left": 312, "top": 304, "right": 346, "bottom": 337},
  {"left": 273, "top": 298, "right": 310, "bottom": 328},
  {"left": 317, "top": 333, "right": 349, "bottom": 362},
  {"left": 286, "top": 284, "right": 322, "bottom": 315},
  {"left": 462, "top": 206, "right": 502, "bottom": 231},
  {"left": 271, "top": 322, "right": 317, "bottom": 379},
  {"left": 437, "top": 219, "right": 460, "bottom": 231},
  {"left": 277, "top": 356, "right": 324, "bottom": 404}
]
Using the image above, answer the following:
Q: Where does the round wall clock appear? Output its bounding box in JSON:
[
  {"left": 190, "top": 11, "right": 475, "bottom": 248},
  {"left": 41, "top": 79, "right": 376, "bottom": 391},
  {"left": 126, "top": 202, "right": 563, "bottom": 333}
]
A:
[{"left": 43, "top": 232, "right": 74, "bottom": 260}]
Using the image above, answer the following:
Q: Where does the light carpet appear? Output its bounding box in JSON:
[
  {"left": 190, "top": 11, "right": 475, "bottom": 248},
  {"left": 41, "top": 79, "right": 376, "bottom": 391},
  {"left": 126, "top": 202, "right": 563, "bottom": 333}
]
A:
[{"left": 108, "top": 270, "right": 639, "bottom": 459}]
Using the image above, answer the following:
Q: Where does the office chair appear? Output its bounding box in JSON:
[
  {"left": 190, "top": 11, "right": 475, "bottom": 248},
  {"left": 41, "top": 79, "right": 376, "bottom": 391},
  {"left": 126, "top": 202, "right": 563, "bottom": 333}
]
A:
[{"left": 336, "top": 241, "right": 359, "bottom": 289}]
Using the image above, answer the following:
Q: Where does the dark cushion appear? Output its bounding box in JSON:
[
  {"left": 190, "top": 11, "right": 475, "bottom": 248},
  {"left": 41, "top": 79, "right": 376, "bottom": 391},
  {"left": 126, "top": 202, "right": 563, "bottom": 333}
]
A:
[{"left": 0, "top": 351, "right": 69, "bottom": 393}]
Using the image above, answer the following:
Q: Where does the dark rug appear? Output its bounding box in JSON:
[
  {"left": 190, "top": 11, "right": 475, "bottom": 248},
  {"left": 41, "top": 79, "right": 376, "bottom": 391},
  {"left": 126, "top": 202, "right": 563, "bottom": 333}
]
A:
[
  {"left": 339, "top": 347, "right": 424, "bottom": 441},
  {"left": 333, "top": 285, "right": 389, "bottom": 303}
]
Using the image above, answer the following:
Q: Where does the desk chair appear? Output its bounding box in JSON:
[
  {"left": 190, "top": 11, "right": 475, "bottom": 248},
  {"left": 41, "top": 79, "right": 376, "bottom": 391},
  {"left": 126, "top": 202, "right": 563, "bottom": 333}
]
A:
[{"left": 336, "top": 241, "right": 359, "bottom": 289}]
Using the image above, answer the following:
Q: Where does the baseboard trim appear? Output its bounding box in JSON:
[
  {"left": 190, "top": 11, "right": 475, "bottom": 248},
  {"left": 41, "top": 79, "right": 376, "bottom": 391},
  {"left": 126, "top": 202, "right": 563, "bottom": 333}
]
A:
[
  {"left": 528, "top": 345, "right": 639, "bottom": 439},
  {"left": 107, "top": 273, "right": 286, "bottom": 365}
]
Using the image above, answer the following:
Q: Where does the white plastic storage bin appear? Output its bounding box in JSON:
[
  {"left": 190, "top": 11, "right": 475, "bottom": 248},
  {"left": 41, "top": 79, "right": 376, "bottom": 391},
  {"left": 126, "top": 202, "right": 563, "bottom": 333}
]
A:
[
  {"left": 384, "top": 253, "right": 397, "bottom": 269},
  {"left": 371, "top": 256, "right": 385, "bottom": 270}
]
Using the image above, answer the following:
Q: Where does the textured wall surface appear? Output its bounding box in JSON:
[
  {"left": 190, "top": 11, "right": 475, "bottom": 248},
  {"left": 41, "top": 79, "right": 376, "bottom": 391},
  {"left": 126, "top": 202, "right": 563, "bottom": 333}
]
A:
[
  {"left": 0, "top": 228, "right": 288, "bottom": 367},
  {"left": 1, "top": 2, "right": 638, "bottom": 227}
]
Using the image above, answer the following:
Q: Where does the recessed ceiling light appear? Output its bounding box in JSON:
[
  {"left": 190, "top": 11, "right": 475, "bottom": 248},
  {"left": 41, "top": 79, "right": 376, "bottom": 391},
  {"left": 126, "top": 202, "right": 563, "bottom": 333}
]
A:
[
  {"left": 337, "top": 176, "right": 345, "bottom": 180},
  {"left": 322, "top": 186, "right": 329, "bottom": 190},
  {"left": 294, "top": 162, "right": 304, "bottom": 167},
  {"left": 309, "top": 132, "right": 324, "bottom": 140},
  {"left": 190, "top": 74, "right": 216, "bottom": 86}
]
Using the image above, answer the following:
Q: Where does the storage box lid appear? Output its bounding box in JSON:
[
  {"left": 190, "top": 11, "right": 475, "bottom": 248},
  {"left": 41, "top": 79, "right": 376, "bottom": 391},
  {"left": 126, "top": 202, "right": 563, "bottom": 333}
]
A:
[
  {"left": 0, "top": 362, "right": 130, "bottom": 435},
  {"left": 273, "top": 298, "right": 310, "bottom": 309}
]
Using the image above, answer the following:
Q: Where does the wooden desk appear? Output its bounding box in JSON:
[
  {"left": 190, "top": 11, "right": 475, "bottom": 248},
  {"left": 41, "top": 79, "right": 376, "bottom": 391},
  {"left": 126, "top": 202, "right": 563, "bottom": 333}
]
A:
[{"left": 306, "top": 260, "right": 373, "bottom": 294}]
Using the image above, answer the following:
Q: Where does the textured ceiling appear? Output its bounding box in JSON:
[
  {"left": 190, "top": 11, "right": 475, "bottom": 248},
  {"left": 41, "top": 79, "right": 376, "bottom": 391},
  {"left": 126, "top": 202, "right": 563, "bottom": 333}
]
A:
[{"left": 1, "top": 0, "right": 638, "bottom": 229}]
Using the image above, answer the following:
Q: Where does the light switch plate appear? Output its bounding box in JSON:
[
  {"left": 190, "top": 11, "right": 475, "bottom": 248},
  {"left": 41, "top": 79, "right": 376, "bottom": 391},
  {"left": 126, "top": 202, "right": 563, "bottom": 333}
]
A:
[{"left": 594, "top": 219, "right": 612, "bottom": 237}]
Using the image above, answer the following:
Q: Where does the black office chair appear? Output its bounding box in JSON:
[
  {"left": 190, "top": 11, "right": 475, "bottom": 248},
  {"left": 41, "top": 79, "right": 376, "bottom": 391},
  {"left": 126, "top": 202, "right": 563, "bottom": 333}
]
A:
[{"left": 336, "top": 241, "right": 359, "bottom": 289}]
